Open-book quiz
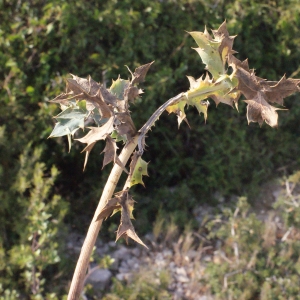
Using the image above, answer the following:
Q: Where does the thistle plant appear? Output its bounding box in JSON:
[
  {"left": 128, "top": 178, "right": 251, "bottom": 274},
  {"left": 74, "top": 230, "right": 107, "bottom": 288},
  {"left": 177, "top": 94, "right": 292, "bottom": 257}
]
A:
[{"left": 48, "top": 21, "right": 300, "bottom": 299}]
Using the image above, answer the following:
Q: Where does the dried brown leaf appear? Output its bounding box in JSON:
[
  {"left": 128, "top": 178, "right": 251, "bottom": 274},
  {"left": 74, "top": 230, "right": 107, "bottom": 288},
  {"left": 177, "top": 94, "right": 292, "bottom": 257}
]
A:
[
  {"left": 229, "top": 53, "right": 300, "bottom": 126},
  {"left": 115, "top": 190, "right": 148, "bottom": 248},
  {"left": 101, "top": 136, "right": 116, "bottom": 169},
  {"left": 263, "top": 76, "right": 300, "bottom": 105},
  {"left": 101, "top": 136, "right": 128, "bottom": 173},
  {"left": 96, "top": 197, "right": 121, "bottom": 221},
  {"left": 77, "top": 116, "right": 114, "bottom": 146},
  {"left": 124, "top": 86, "right": 142, "bottom": 102},
  {"left": 87, "top": 89, "right": 113, "bottom": 119},
  {"left": 212, "top": 21, "right": 237, "bottom": 62},
  {"left": 115, "top": 113, "right": 137, "bottom": 140},
  {"left": 82, "top": 142, "right": 96, "bottom": 171},
  {"left": 49, "top": 75, "right": 117, "bottom": 112},
  {"left": 130, "top": 61, "right": 154, "bottom": 85},
  {"left": 244, "top": 93, "right": 279, "bottom": 127}
]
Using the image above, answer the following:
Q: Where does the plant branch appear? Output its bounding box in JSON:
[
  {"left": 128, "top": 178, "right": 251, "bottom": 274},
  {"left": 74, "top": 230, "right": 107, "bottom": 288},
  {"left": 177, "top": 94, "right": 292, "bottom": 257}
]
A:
[
  {"left": 67, "top": 135, "right": 138, "bottom": 300},
  {"left": 68, "top": 79, "right": 231, "bottom": 299},
  {"left": 138, "top": 92, "right": 186, "bottom": 154}
]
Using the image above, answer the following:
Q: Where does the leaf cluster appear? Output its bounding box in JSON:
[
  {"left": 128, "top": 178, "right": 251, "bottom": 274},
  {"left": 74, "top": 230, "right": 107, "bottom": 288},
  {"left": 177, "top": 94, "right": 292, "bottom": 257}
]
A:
[
  {"left": 49, "top": 63, "right": 153, "bottom": 246},
  {"left": 170, "top": 21, "right": 300, "bottom": 128}
]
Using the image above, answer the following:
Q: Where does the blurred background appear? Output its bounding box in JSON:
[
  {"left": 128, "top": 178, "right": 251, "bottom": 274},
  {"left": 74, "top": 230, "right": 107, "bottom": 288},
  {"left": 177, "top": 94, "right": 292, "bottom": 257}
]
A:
[{"left": 1, "top": 0, "right": 300, "bottom": 298}]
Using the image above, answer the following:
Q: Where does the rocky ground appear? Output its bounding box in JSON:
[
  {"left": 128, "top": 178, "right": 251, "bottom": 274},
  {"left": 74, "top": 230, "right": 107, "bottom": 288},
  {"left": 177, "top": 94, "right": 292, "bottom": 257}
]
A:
[
  {"left": 67, "top": 231, "right": 215, "bottom": 300},
  {"left": 66, "top": 181, "right": 284, "bottom": 299}
]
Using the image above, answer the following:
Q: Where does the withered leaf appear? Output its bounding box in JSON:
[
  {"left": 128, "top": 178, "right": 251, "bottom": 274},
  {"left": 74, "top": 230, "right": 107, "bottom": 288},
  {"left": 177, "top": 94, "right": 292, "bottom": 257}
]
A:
[
  {"left": 263, "top": 76, "right": 300, "bottom": 105},
  {"left": 244, "top": 92, "right": 279, "bottom": 127},
  {"left": 234, "top": 65, "right": 261, "bottom": 99},
  {"left": 68, "top": 74, "right": 100, "bottom": 95},
  {"left": 49, "top": 91, "right": 82, "bottom": 104},
  {"left": 99, "top": 85, "right": 118, "bottom": 107},
  {"left": 50, "top": 74, "right": 117, "bottom": 112},
  {"left": 82, "top": 142, "right": 96, "bottom": 171},
  {"left": 101, "top": 136, "right": 117, "bottom": 169},
  {"left": 96, "top": 196, "right": 121, "bottom": 221},
  {"left": 101, "top": 136, "right": 128, "bottom": 173},
  {"left": 115, "top": 113, "right": 137, "bottom": 141},
  {"left": 77, "top": 116, "right": 114, "bottom": 145},
  {"left": 124, "top": 86, "right": 143, "bottom": 102},
  {"left": 115, "top": 190, "right": 148, "bottom": 248},
  {"left": 229, "top": 54, "right": 300, "bottom": 126},
  {"left": 128, "top": 61, "right": 154, "bottom": 85},
  {"left": 87, "top": 89, "right": 113, "bottom": 119},
  {"left": 211, "top": 21, "right": 237, "bottom": 64}
]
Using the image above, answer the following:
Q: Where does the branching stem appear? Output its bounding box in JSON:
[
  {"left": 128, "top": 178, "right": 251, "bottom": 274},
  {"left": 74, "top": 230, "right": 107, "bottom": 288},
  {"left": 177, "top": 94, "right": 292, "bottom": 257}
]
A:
[{"left": 67, "top": 87, "right": 223, "bottom": 299}]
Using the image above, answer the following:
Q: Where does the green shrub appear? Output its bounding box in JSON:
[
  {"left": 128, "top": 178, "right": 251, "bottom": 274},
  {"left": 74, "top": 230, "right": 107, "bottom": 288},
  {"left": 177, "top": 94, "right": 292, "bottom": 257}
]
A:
[
  {"left": 203, "top": 177, "right": 300, "bottom": 299},
  {"left": 0, "top": 144, "right": 68, "bottom": 299}
]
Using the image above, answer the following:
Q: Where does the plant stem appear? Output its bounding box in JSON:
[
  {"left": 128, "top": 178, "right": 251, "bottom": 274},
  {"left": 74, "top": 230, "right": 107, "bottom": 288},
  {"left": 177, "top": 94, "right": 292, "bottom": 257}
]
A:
[
  {"left": 67, "top": 87, "right": 221, "bottom": 299},
  {"left": 67, "top": 135, "right": 138, "bottom": 300},
  {"left": 138, "top": 92, "right": 186, "bottom": 154}
]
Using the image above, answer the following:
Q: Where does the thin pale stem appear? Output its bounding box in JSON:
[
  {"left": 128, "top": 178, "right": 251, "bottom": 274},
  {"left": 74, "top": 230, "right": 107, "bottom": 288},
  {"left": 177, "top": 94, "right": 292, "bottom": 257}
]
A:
[
  {"left": 138, "top": 92, "right": 185, "bottom": 154},
  {"left": 67, "top": 135, "right": 138, "bottom": 300}
]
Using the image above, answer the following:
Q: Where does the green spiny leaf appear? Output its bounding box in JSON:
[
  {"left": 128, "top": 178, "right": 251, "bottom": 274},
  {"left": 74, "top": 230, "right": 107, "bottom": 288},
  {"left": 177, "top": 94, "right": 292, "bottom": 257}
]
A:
[
  {"left": 129, "top": 152, "right": 149, "bottom": 187},
  {"left": 109, "top": 76, "right": 129, "bottom": 100},
  {"left": 188, "top": 31, "right": 224, "bottom": 78}
]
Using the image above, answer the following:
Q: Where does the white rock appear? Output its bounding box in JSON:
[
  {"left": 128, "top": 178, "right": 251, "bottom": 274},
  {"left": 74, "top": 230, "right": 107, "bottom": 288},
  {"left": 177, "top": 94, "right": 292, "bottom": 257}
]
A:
[
  {"left": 85, "top": 268, "right": 112, "bottom": 290},
  {"left": 131, "top": 247, "right": 141, "bottom": 257},
  {"left": 108, "top": 241, "right": 117, "bottom": 248},
  {"left": 112, "top": 246, "right": 132, "bottom": 260},
  {"left": 118, "top": 266, "right": 130, "bottom": 273},
  {"left": 176, "top": 267, "right": 187, "bottom": 276},
  {"left": 176, "top": 274, "right": 190, "bottom": 283},
  {"left": 116, "top": 272, "right": 133, "bottom": 282}
]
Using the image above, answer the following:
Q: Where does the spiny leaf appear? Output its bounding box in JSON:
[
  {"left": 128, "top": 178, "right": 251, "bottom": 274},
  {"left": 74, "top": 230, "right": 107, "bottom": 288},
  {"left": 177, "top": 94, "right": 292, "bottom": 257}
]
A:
[
  {"left": 82, "top": 142, "right": 96, "bottom": 171},
  {"left": 49, "top": 117, "right": 84, "bottom": 138},
  {"left": 166, "top": 100, "right": 188, "bottom": 127},
  {"left": 110, "top": 191, "right": 135, "bottom": 219},
  {"left": 97, "top": 190, "right": 144, "bottom": 246},
  {"left": 101, "top": 136, "right": 117, "bottom": 169},
  {"left": 50, "top": 74, "right": 117, "bottom": 110},
  {"left": 109, "top": 76, "right": 129, "bottom": 100},
  {"left": 96, "top": 196, "right": 121, "bottom": 221},
  {"left": 77, "top": 116, "right": 114, "bottom": 146},
  {"left": 263, "top": 76, "right": 300, "bottom": 105},
  {"left": 126, "top": 61, "right": 155, "bottom": 85},
  {"left": 48, "top": 107, "right": 89, "bottom": 152},
  {"left": 77, "top": 116, "right": 114, "bottom": 168},
  {"left": 211, "top": 21, "right": 237, "bottom": 65},
  {"left": 188, "top": 22, "right": 236, "bottom": 78},
  {"left": 87, "top": 89, "right": 114, "bottom": 119},
  {"left": 111, "top": 130, "right": 127, "bottom": 143},
  {"left": 229, "top": 54, "right": 300, "bottom": 126},
  {"left": 188, "top": 31, "right": 224, "bottom": 78},
  {"left": 115, "top": 190, "right": 147, "bottom": 248},
  {"left": 244, "top": 93, "right": 280, "bottom": 127},
  {"left": 55, "top": 107, "right": 88, "bottom": 120},
  {"left": 184, "top": 73, "right": 238, "bottom": 121},
  {"left": 129, "top": 152, "right": 149, "bottom": 187},
  {"left": 101, "top": 135, "right": 128, "bottom": 173},
  {"left": 115, "top": 112, "right": 137, "bottom": 141},
  {"left": 193, "top": 99, "right": 210, "bottom": 121},
  {"left": 124, "top": 86, "right": 143, "bottom": 102}
]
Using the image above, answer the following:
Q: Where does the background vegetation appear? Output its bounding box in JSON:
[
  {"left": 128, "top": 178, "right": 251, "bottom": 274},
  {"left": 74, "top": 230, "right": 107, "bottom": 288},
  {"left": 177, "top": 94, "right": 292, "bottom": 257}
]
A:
[{"left": 1, "top": 0, "right": 300, "bottom": 298}]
